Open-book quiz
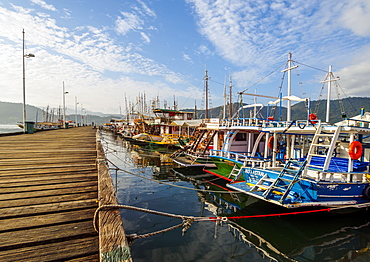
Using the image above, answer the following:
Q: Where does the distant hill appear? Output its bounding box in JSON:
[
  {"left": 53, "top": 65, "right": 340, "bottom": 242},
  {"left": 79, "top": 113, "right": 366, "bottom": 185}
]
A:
[
  {"left": 290, "top": 97, "right": 370, "bottom": 124},
  {"left": 2, "top": 97, "right": 369, "bottom": 125},
  {"left": 0, "top": 101, "right": 121, "bottom": 125},
  {"left": 190, "top": 97, "right": 370, "bottom": 124}
]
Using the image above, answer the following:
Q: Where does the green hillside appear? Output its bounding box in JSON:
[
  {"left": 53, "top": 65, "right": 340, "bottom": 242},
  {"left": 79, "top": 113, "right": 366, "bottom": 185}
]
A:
[
  {"left": 192, "top": 97, "right": 370, "bottom": 124},
  {"left": 2, "top": 97, "right": 369, "bottom": 125},
  {"left": 0, "top": 101, "right": 120, "bottom": 125},
  {"left": 0, "top": 102, "right": 40, "bottom": 124}
]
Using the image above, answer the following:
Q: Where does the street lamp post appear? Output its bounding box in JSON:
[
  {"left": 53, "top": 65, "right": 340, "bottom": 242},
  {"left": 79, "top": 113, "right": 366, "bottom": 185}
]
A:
[
  {"left": 75, "top": 96, "right": 79, "bottom": 127},
  {"left": 22, "top": 29, "right": 35, "bottom": 133},
  {"left": 80, "top": 104, "right": 84, "bottom": 126},
  {"left": 62, "top": 81, "right": 69, "bottom": 128}
]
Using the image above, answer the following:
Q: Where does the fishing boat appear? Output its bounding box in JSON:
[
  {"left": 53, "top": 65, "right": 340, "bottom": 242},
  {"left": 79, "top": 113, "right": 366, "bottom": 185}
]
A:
[
  {"left": 227, "top": 113, "right": 370, "bottom": 209},
  {"left": 128, "top": 108, "right": 201, "bottom": 148},
  {"left": 196, "top": 53, "right": 370, "bottom": 210},
  {"left": 170, "top": 118, "right": 222, "bottom": 171},
  {"left": 202, "top": 105, "right": 272, "bottom": 181},
  {"left": 222, "top": 59, "right": 370, "bottom": 210}
]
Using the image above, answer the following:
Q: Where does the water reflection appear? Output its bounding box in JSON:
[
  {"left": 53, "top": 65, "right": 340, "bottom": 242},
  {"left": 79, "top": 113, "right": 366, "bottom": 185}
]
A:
[
  {"left": 198, "top": 178, "right": 370, "bottom": 261},
  {"left": 102, "top": 131, "right": 370, "bottom": 262}
]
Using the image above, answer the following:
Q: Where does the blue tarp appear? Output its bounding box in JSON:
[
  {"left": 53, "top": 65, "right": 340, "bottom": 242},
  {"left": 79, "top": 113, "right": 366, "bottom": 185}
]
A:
[{"left": 300, "top": 156, "right": 369, "bottom": 172}]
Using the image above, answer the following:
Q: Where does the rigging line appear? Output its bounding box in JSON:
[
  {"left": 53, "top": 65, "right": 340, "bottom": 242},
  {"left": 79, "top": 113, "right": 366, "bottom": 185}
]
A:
[
  {"left": 105, "top": 157, "right": 245, "bottom": 194},
  {"left": 180, "top": 79, "right": 203, "bottom": 108},
  {"left": 209, "top": 78, "right": 226, "bottom": 86},
  {"left": 313, "top": 82, "right": 326, "bottom": 114},
  {"left": 239, "top": 61, "right": 286, "bottom": 94},
  {"left": 292, "top": 60, "right": 328, "bottom": 73},
  {"left": 334, "top": 82, "right": 347, "bottom": 116},
  {"left": 335, "top": 81, "right": 357, "bottom": 114}
]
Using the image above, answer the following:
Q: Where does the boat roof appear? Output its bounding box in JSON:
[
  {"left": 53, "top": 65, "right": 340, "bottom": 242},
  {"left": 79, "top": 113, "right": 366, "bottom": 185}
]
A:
[{"left": 153, "top": 108, "right": 194, "bottom": 114}]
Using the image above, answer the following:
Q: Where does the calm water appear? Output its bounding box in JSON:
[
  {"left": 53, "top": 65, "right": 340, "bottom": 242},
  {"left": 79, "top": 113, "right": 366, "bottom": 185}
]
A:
[
  {"left": 101, "top": 131, "right": 370, "bottom": 262},
  {"left": 0, "top": 124, "right": 22, "bottom": 134}
]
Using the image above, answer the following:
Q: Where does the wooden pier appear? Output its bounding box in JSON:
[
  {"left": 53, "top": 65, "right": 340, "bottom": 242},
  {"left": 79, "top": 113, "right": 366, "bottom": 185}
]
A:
[{"left": 0, "top": 127, "right": 131, "bottom": 261}]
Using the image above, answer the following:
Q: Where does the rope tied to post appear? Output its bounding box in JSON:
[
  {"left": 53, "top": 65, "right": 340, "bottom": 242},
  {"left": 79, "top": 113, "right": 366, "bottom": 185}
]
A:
[
  {"left": 93, "top": 203, "right": 334, "bottom": 245},
  {"left": 93, "top": 204, "right": 199, "bottom": 245}
]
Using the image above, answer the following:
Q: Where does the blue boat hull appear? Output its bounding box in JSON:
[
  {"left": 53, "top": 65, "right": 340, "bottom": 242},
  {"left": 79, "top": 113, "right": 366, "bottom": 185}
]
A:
[{"left": 227, "top": 167, "right": 370, "bottom": 208}]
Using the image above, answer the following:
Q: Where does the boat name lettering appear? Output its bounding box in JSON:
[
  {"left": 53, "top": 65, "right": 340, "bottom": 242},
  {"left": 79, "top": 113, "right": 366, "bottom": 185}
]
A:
[{"left": 250, "top": 170, "right": 265, "bottom": 177}]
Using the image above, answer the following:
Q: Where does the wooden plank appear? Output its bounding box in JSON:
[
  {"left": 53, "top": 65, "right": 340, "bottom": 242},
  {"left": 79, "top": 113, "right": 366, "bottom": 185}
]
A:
[
  {"left": 0, "top": 236, "right": 98, "bottom": 262},
  {"left": 0, "top": 220, "right": 96, "bottom": 249},
  {"left": 0, "top": 168, "right": 96, "bottom": 176},
  {"left": 0, "top": 163, "right": 96, "bottom": 171},
  {"left": 0, "top": 159, "right": 96, "bottom": 166},
  {"left": 0, "top": 199, "right": 97, "bottom": 219},
  {"left": 0, "top": 208, "right": 96, "bottom": 232},
  {"left": 0, "top": 185, "right": 98, "bottom": 201},
  {"left": 0, "top": 172, "right": 97, "bottom": 186},
  {"left": 0, "top": 157, "right": 95, "bottom": 165},
  {"left": 0, "top": 191, "right": 97, "bottom": 208},
  {"left": 0, "top": 180, "right": 97, "bottom": 194}
]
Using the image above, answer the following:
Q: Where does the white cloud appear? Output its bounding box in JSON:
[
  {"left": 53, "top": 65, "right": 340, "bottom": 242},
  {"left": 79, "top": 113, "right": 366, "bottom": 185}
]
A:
[
  {"left": 115, "top": 12, "right": 143, "bottom": 35},
  {"left": 336, "top": 47, "right": 370, "bottom": 96},
  {"left": 198, "top": 44, "right": 212, "bottom": 56},
  {"left": 182, "top": 52, "right": 193, "bottom": 63},
  {"left": 137, "top": 0, "right": 156, "bottom": 18},
  {"left": 0, "top": 4, "right": 189, "bottom": 113},
  {"left": 62, "top": 8, "right": 72, "bottom": 20},
  {"left": 30, "top": 0, "right": 57, "bottom": 12},
  {"left": 339, "top": 0, "right": 370, "bottom": 37},
  {"left": 186, "top": 0, "right": 370, "bottom": 99},
  {"left": 140, "top": 32, "right": 150, "bottom": 43}
]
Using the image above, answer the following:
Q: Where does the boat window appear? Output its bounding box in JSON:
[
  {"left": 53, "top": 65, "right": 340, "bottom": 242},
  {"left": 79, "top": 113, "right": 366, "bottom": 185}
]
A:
[{"left": 235, "top": 133, "right": 247, "bottom": 141}]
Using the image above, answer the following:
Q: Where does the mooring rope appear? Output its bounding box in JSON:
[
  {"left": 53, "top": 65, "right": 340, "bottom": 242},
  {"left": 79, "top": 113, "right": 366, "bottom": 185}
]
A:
[{"left": 93, "top": 203, "right": 333, "bottom": 245}]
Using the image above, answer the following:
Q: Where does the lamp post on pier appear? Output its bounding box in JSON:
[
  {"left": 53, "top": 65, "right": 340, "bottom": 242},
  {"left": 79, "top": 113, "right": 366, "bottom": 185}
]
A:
[
  {"left": 75, "top": 96, "right": 79, "bottom": 127},
  {"left": 62, "top": 81, "right": 69, "bottom": 128},
  {"left": 22, "top": 29, "right": 35, "bottom": 133}
]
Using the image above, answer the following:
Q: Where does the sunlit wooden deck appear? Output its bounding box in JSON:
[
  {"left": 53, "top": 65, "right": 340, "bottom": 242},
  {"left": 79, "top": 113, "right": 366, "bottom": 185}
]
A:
[{"left": 0, "top": 126, "right": 131, "bottom": 261}]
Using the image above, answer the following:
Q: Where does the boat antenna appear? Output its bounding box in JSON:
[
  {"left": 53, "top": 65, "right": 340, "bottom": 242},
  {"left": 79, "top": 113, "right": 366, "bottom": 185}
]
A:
[
  {"left": 223, "top": 75, "right": 227, "bottom": 119},
  {"left": 203, "top": 66, "right": 210, "bottom": 119},
  {"left": 281, "top": 52, "right": 298, "bottom": 121},
  {"left": 229, "top": 71, "right": 233, "bottom": 118}
]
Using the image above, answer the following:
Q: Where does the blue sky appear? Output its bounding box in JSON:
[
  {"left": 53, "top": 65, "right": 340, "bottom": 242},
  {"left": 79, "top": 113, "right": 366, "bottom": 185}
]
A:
[{"left": 0, "top": 0, "right": 370, "bottom": 115}]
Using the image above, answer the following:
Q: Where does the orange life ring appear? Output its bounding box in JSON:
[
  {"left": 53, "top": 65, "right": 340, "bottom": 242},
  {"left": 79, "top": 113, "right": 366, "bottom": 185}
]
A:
[
  {"left": 268, "top": 136, "right": 274, "bottom": 150},
  {"left": 309, "top": 113, "right": 318, "bottom": 123},
  {"left": 348, "top": 141, "right": 363, "bottom": 160}
]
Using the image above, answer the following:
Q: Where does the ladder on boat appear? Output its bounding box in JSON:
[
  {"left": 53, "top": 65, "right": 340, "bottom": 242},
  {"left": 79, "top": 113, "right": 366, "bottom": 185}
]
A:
[
  {"left": 229, "top": 162, "right": 247, "bottom": 182},
  {"left": 306, "top": 124, "right": 341, "bottom": 171},
  {"left": 189, "top": 129, "right": 217, "bottom": 154},
  {"left": 251, "top": 160, "right": 307, "bottom": 204}
]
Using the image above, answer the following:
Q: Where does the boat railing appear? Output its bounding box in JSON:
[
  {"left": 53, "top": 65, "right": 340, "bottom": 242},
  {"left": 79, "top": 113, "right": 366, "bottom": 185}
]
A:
[
  {"left": 343, "top": 118, "right": 370, "bottom": 128},
  {"left": 307, "top": 170, "right": 368, "bottom": 183},
  {"left": 210, "top": 149, "right": 271, "bottom": 168},
  {"left": 219, "top": 118, "right": 324, "bottom": 129},
  {"left": 210, "top": 149, "right": 249, "bottom": 162},
  {"left": 262, "top": 119, "right": 325, "bottom": 129},
  {"left": 219, "top": 118, "right": 265, "bottom": 128}
]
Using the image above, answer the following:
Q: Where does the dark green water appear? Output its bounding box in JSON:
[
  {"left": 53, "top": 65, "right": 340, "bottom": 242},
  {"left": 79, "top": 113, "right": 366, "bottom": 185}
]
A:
[{"left": 102, "top": 131, "right": 370, "bottom": 262}]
